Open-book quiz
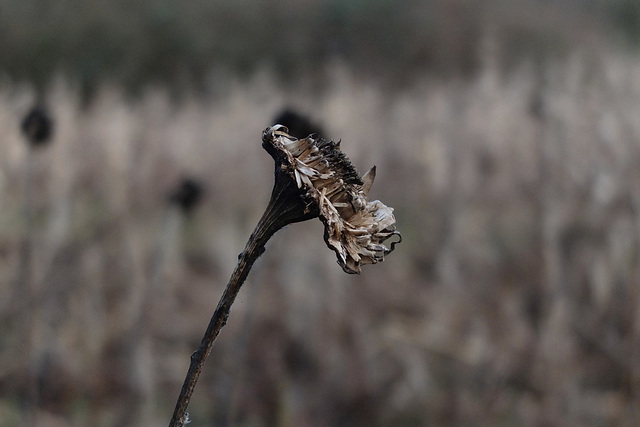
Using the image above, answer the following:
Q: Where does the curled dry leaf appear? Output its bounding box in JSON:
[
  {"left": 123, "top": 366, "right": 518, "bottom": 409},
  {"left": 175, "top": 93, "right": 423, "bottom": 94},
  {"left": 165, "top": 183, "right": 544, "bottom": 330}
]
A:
[{"left": 262, "top": 125, "right": 401, "bottom": 274}]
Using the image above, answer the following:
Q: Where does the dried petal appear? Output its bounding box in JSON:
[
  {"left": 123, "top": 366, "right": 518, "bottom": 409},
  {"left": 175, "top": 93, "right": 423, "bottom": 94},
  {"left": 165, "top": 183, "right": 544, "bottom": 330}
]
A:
[{"left": 361, "top": 166, "right": 376, "bottom": 196}]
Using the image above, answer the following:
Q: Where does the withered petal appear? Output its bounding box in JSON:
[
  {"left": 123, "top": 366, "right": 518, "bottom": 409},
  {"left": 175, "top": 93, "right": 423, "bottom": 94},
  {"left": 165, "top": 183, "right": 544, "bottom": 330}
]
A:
[{"left": 361, "top": 166, "right": 376, "bottom": 196}]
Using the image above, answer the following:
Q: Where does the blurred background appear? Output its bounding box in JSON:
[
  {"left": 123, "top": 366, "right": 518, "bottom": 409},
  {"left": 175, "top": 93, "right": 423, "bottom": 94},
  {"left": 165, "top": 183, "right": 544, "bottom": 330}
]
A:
[{"left": 2, "top": 0, "right": 640, "bottom": 426}]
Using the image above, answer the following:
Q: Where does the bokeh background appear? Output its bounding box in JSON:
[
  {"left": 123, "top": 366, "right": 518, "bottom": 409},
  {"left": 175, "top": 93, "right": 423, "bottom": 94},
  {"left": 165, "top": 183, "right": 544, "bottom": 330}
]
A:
[{"left": 2, "top": 0, "right": 640, "bottom": 426}]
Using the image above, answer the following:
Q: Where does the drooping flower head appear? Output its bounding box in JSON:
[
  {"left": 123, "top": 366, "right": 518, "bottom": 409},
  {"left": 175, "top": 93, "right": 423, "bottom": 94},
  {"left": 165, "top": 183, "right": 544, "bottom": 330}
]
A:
[{"left": 262, "top": 125, "right": 401, "bottom": 274}]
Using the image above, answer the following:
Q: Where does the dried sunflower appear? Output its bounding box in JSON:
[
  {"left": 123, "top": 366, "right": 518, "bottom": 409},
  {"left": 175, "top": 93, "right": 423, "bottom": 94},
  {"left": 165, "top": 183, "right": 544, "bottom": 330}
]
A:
[
  {"left": 169, "top": 125, "right": 403, "bottom": 426},
  {"left": 262, "top": 125, "right": 401, "bottom": 274}
]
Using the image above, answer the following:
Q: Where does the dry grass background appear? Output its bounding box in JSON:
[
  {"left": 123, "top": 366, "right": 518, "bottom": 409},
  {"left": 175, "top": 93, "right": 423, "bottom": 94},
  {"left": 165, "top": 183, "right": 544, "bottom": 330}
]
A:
[{"left": 2, "top": 33, "right": 640, "bottom": 426}]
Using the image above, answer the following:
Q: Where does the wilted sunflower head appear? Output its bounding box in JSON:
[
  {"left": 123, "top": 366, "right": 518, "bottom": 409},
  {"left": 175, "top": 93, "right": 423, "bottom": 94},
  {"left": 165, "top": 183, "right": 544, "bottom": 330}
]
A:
[{"left": 262, "top": 125, "right": 401, "bottom": 274}]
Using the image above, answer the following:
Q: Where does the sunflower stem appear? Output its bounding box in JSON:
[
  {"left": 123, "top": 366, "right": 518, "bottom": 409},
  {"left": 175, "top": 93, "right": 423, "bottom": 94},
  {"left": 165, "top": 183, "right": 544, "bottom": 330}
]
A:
[{"left": 168, "top": 167, "right": 316, "bottom": 427}]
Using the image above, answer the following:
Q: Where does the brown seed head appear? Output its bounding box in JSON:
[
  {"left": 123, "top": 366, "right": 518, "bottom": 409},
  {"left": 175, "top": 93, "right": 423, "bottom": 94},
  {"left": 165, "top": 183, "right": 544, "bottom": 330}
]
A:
[{"left": 262, "top": 125, "right": 401, "bottom": 274}]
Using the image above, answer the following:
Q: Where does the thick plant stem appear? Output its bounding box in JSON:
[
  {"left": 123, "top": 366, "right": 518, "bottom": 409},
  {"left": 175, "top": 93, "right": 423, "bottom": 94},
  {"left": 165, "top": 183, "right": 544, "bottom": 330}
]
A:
[
  {"left": 168, "top": 171, "right": 317, "bottom": 427},
  {"left": 167, "top": 228, "right": 266, "bottom": 427}
]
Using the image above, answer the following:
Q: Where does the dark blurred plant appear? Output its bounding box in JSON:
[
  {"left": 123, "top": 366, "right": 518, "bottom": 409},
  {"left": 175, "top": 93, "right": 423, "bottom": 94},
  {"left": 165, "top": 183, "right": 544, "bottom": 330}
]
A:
[
  {"left": 13, "top": 104, "right": 55, "bottom": 425},
  {"left": 273, "top": 108, "right": 324, "bottom": 139},
  {"left": 16, "top": 104, "right": 55, "bottom": 294},
  {"left": 21, "top": 106, "right": 53, "bottom": 147},
  {"left": 168, "top": 177, "right": 205, "bottom": 214}
]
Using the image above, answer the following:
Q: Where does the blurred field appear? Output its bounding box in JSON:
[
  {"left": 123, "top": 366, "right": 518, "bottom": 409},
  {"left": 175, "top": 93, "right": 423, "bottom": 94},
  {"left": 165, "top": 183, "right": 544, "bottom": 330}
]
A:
[
  {"left": 2, "top": 2, "right": 640, "bottom": 427},
  {"left": 0, "top": 0, "right": 633, "bottom": 94}
]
